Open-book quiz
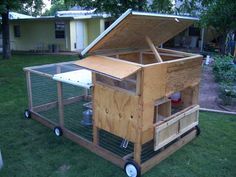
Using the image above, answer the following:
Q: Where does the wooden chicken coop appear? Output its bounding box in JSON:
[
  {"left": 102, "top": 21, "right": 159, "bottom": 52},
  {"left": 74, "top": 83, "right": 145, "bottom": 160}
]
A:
[{"left": 24, "top": 10, "right": 202, "bottom": 177}]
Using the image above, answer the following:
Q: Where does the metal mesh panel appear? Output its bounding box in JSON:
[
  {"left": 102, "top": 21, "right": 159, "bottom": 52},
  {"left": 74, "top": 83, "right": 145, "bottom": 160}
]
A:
[
  {"left": 31, "top": 72, "right": 59, "bottom": 124},
  {"left": 63, "top": 83, "right": 93, "bottom": 142},
  {"left": 99, "top": 129, "right": 134, "bottom": 158}
]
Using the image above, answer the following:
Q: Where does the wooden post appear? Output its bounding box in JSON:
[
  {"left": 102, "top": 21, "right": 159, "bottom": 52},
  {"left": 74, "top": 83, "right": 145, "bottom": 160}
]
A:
[
  {"left": 200, "top": 28, "right": 205, "bottom": 52},
  {"left": 92, "top": 73, "right": 99, "bottom": 145},
  {"left": 139, "top": 52, "right": 143, "bottom": 64},
  {"left": 26, "top": 71, "right": 33, "bottom": 111},
  {"left": 145, "top": 36, "right": 163, "bottom": 63},
  {"left": 57, "top": 81, "right": 64, "bottom": 128},
  {"left": 56, "top": 65, "right": 64, "bottom": 128}
]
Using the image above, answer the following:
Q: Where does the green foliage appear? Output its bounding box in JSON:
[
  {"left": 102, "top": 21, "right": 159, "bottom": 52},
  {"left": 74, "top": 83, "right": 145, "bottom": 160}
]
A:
[
  {"left": 62, "top": 0, "right": 148, "bottom": 17},
  {"left": 43, "top": 0, "right": 68, "bottom": 16},
  {"left": 150, "top": 0, "right": 173, "bottom": 13},
  {"left": 213, "top": 55, "right": 236, "bottom": 105},
  {"left": 213, "top": 55, "right": 236, "bottom": 84},
  {"left": 200, "top": 0, "right": 236, "bottom": 34},
  {"left": 0, "top": 0, "right": 44, "bottom": 16}
]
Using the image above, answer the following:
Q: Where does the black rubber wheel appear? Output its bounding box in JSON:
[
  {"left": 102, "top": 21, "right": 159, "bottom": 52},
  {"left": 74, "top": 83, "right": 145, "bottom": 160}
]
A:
[
  {"left": 24, "top": 109, "right": 31, "bottom": 119},
  {"left": 124, "top": 160, "right": 141, "bottom": 177},
  {"left": 196, "top": 125, "right": 201, "bottom": 136},
  {"left": 53, "top": 127, "right": 63, "bottom": 137}
]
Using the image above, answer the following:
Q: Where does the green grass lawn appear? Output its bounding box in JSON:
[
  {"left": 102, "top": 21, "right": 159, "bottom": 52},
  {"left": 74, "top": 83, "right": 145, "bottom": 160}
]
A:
[{"left": 0, "top": 54, "right": 236, "bottom": 177}]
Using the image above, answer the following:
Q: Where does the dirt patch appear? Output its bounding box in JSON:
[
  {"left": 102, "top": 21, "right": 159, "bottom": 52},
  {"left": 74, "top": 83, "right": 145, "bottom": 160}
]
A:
[{"left": 199, "top": 65, "right": 236, "bottom": 112}]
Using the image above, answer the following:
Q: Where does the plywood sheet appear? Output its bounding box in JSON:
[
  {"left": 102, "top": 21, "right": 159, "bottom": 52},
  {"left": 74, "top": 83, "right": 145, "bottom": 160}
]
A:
[
  {"left": 93, "top": 83, "right": 140, "bottom": 142},
  {"left": 84, "top": 12, "right": 196, "bottom": 55},
  {"left": 166, "top": 57, "right": 202, "bottom": 95},
  {"left": 74, "top": 55, "right": 141, "bottom": 80}
]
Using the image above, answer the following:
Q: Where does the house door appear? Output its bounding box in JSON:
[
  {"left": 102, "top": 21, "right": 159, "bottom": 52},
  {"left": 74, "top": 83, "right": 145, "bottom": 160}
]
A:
[{"left": 76, "top": 21, "right": 84, "bottom": 50}]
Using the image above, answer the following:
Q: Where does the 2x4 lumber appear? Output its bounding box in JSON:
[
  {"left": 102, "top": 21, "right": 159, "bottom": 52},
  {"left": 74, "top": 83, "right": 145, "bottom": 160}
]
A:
[
  {"left": 23, "top": 61, "right": 74, "bottom": 71},
  {"left": 92, "top": 73, "right": 99, "bottom": 145},
  {"left": 158, "top": 48, "right": 195, "bottom": 57},
  {"left": 31, "top": 111, "right": 56, "bottom": 129},
  {"left": 57, "top": 82, "right": 65, "bottom": 128},
  {"left": 142, "top": 51, "right": 184, "bottom": 58},
  {"left": 141, "top": 129, "right": 197, "bottom": 174},
  {"left": 26, "top": 71, "right": 33, "bottom": 110},
  {"left": 145, "top": 36, "right": 163, "bottom": 63},
  {"left": 33, "top": 95, "right": 85, "bottom": 112}
]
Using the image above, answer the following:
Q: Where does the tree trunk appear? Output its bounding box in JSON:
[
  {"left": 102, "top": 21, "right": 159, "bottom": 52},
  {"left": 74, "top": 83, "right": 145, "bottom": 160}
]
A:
[
  {"left": 1, "top": 9, "right": 11, "bottom": 59},
  {"left": 219, "top": 33, "right": 227, "bottom": 55}
]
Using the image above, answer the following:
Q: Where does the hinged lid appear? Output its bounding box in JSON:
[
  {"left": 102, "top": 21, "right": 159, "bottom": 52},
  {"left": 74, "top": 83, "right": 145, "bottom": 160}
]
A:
[
  {"left": 74, "top": 55, "right": 141, "bottom": 80},
  {"left": 81, "top": 9, "right": 198, "bottom": 56}
]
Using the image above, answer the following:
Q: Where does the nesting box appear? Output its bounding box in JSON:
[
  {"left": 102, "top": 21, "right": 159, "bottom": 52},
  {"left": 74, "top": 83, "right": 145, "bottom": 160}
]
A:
[{"left": 24, "top": 10, "right": 202, "bottom": 177}]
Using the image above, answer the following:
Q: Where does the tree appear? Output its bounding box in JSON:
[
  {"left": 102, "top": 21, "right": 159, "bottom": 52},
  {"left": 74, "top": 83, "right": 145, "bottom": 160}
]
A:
[
  {"left": 62, "top": 0, "right": 148, "bottom": 17},
  {"left": 43, "top": 0, "right": 68, "bottom": 16},
  {"left": 0, "top": 0, "right": 44, "bottom": 59},
  {"left": 200, "top": 0, "right": 236, "bottom": 54},
  {"left": 151, "top": 0, "right": 173, "bottom": 14}
]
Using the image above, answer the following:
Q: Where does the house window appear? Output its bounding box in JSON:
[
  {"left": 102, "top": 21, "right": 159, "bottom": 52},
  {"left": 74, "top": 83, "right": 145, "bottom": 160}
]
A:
[
  {"left": 55, "top": 22, "right": 65, "bottom": 38},
  {"left": 14, "top": 25, "right": 20, "bottom": 37}
]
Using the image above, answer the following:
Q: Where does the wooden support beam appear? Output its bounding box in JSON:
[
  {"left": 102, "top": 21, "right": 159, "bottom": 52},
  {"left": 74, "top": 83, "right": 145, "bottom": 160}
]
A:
[
  {"left": 26, "top": 71, "right": 33, "bottom": 110},
  {"left": 145, "top": 36, "right": 163, "bottom": 63},
  {"left": 57, "top": 81, "right": 64, "bottom": 128}
]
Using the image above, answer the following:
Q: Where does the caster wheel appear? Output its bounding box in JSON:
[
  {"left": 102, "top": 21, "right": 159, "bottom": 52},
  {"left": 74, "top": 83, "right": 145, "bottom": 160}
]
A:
[
  {"left": 24, "top": 109, "right": 31, "bottom": 119},
  {"left": 196, "top": 125, "right": 201, "bottom": 136},
  {"left": 53, "top": 127, "right": 63, "bottom": 137},
  {"left": 124, "top": 160, "right": 141, "bottom": 177}
]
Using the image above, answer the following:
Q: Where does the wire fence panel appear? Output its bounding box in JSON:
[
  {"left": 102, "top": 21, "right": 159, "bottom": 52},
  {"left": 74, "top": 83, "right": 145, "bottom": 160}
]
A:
[
  {"left": 99, "top": 129, "right": 134, "bottom": 158},
  {"left": 63, "top": 83, "right": 93, "bottom": 142}
]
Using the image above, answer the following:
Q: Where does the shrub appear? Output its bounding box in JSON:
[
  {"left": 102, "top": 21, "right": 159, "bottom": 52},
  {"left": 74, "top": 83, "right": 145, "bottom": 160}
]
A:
[{"left": 213, "top": 55, "right": 236, "bottom": 105}]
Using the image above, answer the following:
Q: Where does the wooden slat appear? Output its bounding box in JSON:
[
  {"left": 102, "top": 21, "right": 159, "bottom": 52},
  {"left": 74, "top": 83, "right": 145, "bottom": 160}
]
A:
[
  {"left": 74, "top": 55, "right": 141, "bottom": 80},
  {"left": 33, "top": 95, "right": 84, "bottom": 112}
]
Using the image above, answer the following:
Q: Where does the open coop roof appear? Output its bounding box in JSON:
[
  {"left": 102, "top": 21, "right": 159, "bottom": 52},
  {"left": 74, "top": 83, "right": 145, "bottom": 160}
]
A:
[{"left": 81, "top": 9, "right": 198, "bottom": 56}]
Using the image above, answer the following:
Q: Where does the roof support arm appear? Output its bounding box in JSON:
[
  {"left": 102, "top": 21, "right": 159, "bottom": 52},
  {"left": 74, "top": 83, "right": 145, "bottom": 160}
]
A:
[{"left": 145, "top": 36, "right": 163, "bottom": 63}]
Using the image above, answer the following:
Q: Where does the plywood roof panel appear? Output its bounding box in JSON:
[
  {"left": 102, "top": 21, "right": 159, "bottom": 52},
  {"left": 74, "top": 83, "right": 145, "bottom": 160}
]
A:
[{"left": 82, "top": 10, "right": 198, "bottom": 55}]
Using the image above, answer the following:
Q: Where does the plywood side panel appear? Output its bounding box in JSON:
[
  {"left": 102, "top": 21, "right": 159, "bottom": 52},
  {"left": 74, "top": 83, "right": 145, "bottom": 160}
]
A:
[
  {"left": 93, "top": 83, "right": 140, "bottom": 142},
  {"left": 166, "top": 57, "right": 202, "bottom": 95},
  {"left": 141, "top": 64, "right": 167, "bottom": 131}
]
